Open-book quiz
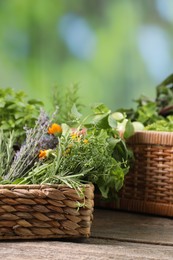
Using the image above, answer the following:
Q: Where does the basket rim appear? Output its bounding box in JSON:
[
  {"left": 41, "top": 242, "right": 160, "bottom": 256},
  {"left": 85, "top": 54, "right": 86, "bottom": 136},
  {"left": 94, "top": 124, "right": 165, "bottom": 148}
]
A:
[
  {"left": 0, "top": 183, "right": 94, "bottom": 190},
  {"left": 128, "top": 130, "right": 173, "bottom": 145}
]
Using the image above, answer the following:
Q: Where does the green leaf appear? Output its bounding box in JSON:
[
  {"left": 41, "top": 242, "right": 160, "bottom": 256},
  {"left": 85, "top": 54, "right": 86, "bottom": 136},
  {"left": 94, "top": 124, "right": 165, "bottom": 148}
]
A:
[
  {"left": 108, "top": 137, "right": 121, "bottom": 149},
  {"left": 97, "top": 182, "right": 110, "bottom": 198},
  {"left": 108, "top": 114, "right": 118, "bottom": 128},
  {"left": 123, "top": 120, "right": 134, "bottom": 139},
  {"left": 12, "top": 178, "right": 26, "bottom": 184},
  {"left": 61, "top": 123, "right": 71, "bottom": 136},
  {"left": 92, "top": 113, "right": 110, "bottom": 129},
  {"left": 113, "top": 140, "right": 129, "bottom": 162},
  {"left": 71, "top": 104, "right": 82, "bottom": 119},
  {"left": 111, "top": 112, "right": 125, "bottom": 122},
  {"left": 28, "top": 99, "right": 44, "bottom": 105},
  {"left": 92, "top": 103, "right": 111, "bottom": 114},
  {"left": 114, "top": 173, "right": 124, "bottom": 191},
  {"left": 0, "top": 98, "right": 5, "bottom": 107}
]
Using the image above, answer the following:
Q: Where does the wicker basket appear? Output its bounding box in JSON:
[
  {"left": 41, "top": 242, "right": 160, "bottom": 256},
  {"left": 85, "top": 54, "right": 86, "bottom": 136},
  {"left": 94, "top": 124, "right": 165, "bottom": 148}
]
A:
[
  {"left": 0, "top": 183, "right": 94, "bottom": 240},
  {"left": 95, "top": 131, "right": 173, "bottom": 217}
]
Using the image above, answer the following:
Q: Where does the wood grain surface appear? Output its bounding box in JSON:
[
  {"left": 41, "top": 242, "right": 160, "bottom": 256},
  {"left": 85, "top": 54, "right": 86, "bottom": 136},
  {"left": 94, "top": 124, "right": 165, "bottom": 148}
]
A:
[{"left": 0, "top": 209, "right": 173, "bottom": 260}]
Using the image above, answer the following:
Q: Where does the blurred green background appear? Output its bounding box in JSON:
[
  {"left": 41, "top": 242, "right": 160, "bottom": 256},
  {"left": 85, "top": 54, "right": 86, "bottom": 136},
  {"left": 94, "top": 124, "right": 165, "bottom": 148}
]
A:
[{"left": 0, "top": 0, "right": 173, "bottom": 112}]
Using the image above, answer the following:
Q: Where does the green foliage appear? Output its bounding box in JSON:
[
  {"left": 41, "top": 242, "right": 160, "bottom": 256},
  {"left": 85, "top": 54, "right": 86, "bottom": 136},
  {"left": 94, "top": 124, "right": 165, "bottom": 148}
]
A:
[
  {"left": 145, "top": 116, "right": 173, "bottom": 132},
  {"left": 52, "top": 84, "right": 83, "bottom": 125},
  {"left": 118, "top": 74, "right": 173, "bottom": 131},
  {"left": 135, "top": 101, "right": 161, "bottom": 125},
  {"left": 0, "top": 130, "right": 16, "bottom": 180},
  {"left": 156, "top": 74, "right": 173, "bottom": 116},
  {"left": 0, "top": 87, "right": 43, "bottom": 142},
  {"left": 0, "top": 103, "right": 134, "bottom": 198}
]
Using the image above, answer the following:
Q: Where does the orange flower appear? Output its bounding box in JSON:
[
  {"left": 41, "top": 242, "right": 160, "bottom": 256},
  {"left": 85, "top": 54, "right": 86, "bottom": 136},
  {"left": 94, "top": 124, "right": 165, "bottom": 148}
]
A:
[
  {"left": 48, "top": 123, "right": 62, "bottom": 135},
  {"left": 39, "top": 150, "right": 47, "bottom": 159}
]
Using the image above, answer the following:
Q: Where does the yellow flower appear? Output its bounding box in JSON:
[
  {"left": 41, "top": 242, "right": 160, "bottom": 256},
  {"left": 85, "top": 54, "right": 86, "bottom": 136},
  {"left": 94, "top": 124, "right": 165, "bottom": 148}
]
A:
[
  {"left": 48, "top": 123, "right": 62, "bottom": 135},
  {"left": 71, "top": 133, "right": 78, "bottom": 139},
  {"left": 83, "top": 139, "right": 89, "bottom": 144}
]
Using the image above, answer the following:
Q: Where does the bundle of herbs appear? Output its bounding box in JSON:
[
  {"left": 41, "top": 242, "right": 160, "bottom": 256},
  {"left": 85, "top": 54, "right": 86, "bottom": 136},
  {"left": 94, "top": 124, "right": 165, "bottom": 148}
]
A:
[
  {"left": 117, "top": 74, "right": 173, "bottom": 131},
  {"left": 0, "top": 101, "right": 134, "bottom": 199}
]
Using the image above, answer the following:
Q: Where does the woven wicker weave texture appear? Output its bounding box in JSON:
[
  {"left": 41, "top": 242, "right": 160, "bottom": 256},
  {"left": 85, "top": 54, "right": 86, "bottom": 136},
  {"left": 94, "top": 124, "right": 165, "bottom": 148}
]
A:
[
  {"left": 119, "top": 131, "right": 173, "bottom": 216},
  {"left": 0, "top": 184, "right": 94, "bottom": 240},
  {"left": 95, "top": 131, "right": 173, "bottom": 217}
]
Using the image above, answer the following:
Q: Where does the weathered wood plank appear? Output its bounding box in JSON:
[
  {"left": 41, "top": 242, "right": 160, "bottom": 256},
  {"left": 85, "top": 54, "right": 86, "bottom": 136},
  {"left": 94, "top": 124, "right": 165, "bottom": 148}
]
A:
[
  {"left": 92, "top": 209, "right": 173, "bottom": 245},
  {"left": 0, "top": 239, "right": 173, "bottom": 260}
]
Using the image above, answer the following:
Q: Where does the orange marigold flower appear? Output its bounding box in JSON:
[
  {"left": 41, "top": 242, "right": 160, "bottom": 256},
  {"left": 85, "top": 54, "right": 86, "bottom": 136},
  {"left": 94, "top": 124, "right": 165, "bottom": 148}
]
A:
[
  {"left": 48, "top": 123, "right": 62, "bottom": 135},
  {"left": 39, "top": 150, "right": 47, "bottom": 159}
]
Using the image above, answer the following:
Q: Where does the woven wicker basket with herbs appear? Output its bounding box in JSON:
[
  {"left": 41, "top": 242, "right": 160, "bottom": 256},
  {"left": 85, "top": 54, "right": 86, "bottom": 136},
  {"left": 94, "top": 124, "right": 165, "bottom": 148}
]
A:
[
  {"left": 95, "top": 74, "right": 173, "bottom": 217},
  {"left": 0, "top": 87, "right": 134, "bottom": 239}
]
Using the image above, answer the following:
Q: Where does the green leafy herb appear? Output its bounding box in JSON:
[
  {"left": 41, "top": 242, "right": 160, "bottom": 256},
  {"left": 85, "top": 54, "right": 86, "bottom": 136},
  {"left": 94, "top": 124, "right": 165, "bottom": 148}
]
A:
[
  {"left": 51, "top": 83, "right": 83, "bottom": 125},
  {"left": 0, "top": 87, "right": 43, "bottom": 142},
  {"left": 117, "top": 74, "right": 173, "bottom": 131},
  {"left": 145, "top": 116, "right": 173, "bottom": 131},
  {"left": 0, "top": 103, "right": 134, "bottom": 199}
]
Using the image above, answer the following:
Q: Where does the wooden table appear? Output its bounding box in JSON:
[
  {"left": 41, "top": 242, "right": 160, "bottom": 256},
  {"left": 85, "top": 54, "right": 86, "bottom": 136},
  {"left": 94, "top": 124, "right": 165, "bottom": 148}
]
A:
[{"left": 0, "top": 209, "right": 173, "bottom": 259}]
